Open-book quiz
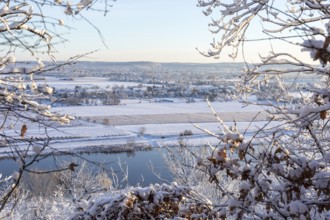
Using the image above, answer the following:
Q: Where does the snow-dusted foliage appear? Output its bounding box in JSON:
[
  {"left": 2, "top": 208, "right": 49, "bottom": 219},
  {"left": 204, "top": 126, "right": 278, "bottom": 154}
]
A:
[
  {"left": 181, "top": 0, "right": 330, "bottom": 219},
  {"left": 0, "top": 0, "right": 115, "bottom": 216},
  {"left": 71, "top": 183, "right": 218, "bottom": 220},
  {"left": 55, "top": 161, "right": 113, "bottom": 201},
  {"left": 2, "top": 161, "right": 116, "bottom": 219}
]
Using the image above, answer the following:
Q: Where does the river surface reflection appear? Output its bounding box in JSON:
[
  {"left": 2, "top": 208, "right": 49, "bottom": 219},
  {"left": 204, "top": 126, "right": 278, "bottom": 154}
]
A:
[{"left": 0, "top": 148, "right": 173, "bottom": 187}]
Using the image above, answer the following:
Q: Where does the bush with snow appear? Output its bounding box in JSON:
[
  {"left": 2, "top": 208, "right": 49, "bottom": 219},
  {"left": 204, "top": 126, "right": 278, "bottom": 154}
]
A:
[{"left": 71, "top": 183, "right": 218, "bottom": 220}]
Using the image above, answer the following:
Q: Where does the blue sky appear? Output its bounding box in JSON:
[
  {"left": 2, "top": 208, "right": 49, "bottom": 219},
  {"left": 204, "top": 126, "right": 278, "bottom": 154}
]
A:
[
  {"left": 24, "top": 0, "right": 312, "bottom": 63},
  {"left": 52, "top": 0, "right": 219, "bottom": 63}
]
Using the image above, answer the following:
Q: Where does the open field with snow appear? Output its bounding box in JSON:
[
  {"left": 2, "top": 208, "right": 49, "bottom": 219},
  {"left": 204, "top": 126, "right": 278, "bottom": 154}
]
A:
[
  {"left": 53, "top": 101, "right": 269, "bottom": 125},
  {"left": 54, "top": 101, "right": 265, "bottom": 116},
  {"left": 0, "top": 101, "right": 273, "bottom": 158},
  {"left": 81, "top": 112, "right": 268, "bottom": 126},
  {"left": 0, "top": 64, "right": 290, "bottom": 158}
]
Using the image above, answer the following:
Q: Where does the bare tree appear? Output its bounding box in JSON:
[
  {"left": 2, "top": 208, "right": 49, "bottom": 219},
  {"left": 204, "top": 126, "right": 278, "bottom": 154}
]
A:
[
  {"left": 137, "top": 126, "right": 146, "bottom": 136},
  {"left": 0, "top": 0, "right": 115, "bottom": 216}
]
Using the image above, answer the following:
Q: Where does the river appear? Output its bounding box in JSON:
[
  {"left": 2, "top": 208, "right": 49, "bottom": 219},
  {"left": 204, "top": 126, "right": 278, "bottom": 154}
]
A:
[{"left": 0, "top": 148, "right": 173, "bottom": 187}]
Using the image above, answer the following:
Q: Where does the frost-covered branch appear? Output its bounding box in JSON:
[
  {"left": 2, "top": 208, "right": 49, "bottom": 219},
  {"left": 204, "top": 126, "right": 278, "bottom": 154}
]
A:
[
  {"left": 181, "top": 1, "right": 330, "bottom": 218},
  {"left": 0, "top": 0, "right": 116, "bottom": 216}
]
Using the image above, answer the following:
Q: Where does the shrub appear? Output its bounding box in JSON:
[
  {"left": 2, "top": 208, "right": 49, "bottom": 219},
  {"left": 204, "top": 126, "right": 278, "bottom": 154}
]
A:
[
  {"left": 180, "top": 130, "right": 193, "bottom": 136},
  {"left": 72, "top": 183, "right": 217, "bottom": 219}
]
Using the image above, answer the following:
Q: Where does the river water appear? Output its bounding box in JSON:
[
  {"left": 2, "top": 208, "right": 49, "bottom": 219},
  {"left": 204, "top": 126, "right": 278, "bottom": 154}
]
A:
[{"left": 0, "top": 148, "right": 173, "bottom": 187}]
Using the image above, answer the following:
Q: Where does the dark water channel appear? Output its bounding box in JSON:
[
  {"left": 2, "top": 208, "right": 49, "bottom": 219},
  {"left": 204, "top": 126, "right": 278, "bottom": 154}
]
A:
[{"left": 0, "top": 148, "right": 173, "bottom": 187}]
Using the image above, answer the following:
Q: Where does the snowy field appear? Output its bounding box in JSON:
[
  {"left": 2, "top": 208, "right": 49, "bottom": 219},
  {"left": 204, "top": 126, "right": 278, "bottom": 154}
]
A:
[
  {"left": 0, "top": 101, "right": 272, "bottom": 158},
  {"left": 53, "top": 101, "right": 266, "bottom": 116}
]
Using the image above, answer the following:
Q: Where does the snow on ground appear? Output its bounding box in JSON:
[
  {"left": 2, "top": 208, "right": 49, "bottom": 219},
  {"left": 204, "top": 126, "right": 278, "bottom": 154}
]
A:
[
  {"left": 53, "top": 101, "right": 266, "bottom": 117},
  {"left": 89, "top": 112, "right": 268, "bottom": 126},
  {"left": 116, "top": 120, "right": 277, "bottom": 148},
  {"left": 0, "top": 101, "right": 273, "bottom": 158},
  {"left": 118, "top": 121, "right": 270, "bottom": 136}
]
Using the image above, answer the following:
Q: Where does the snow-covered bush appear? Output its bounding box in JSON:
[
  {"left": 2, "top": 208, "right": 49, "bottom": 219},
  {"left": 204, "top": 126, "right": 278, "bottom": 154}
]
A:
[
  {"left": 2, "top": 161, "right": 115, "bottom": 219},
  {"left": 71, "top": 182, "right": 218, "bottom": 220},
  {"left": 55, "top": 161, "right": 113, "bottom": 201},
  {"left": 163, "top": 143, "right": 226, "bottom": 204}
]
